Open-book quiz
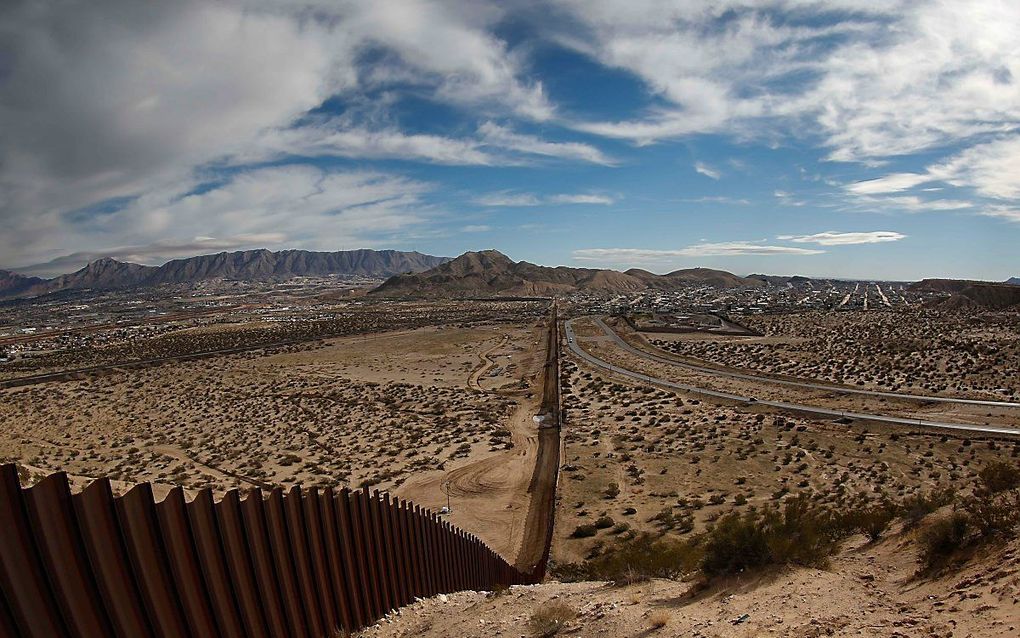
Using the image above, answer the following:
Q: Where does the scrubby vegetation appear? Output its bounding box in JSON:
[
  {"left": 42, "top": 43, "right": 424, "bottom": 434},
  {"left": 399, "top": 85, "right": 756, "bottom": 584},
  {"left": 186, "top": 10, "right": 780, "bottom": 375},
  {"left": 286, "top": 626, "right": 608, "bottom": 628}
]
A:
[
  {"left": 554, "top": 460, "right": 1020, "bottom": 584},
  {"left": 917, "top": 461, "right": 1020, "bottom": 570},
  {"left": 528, "top": 600, "right": 576, "bottom": 637}
]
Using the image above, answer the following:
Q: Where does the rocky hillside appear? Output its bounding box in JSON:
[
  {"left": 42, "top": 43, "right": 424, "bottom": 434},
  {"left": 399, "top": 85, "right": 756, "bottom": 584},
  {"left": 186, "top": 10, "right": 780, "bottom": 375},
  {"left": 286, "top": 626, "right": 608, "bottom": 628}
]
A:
[
  {"left": 2, "top": 249, "right": 448, "bottom": 299},
  {"left": 0, "top": 269, "right": 45, "bottom": 298},
  {"left": 371, "top": 250, "right": 763, "bottom": 298},
  {"left": 362, "top": 534, "right": 1020, "bottom": 638},
  {"left": 929, "top": 283, "right": 1020, "bottom": 310},
  {"left": 143, "top": 248, "right": 447, "bottom": 285}
]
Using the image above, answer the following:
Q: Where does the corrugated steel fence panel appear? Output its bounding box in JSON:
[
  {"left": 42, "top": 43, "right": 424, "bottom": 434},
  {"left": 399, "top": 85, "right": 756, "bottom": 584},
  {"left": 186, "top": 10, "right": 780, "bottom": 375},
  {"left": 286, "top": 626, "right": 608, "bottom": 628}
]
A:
[{"left": 0, "top": 464, "right": 533, "bottom": 637}]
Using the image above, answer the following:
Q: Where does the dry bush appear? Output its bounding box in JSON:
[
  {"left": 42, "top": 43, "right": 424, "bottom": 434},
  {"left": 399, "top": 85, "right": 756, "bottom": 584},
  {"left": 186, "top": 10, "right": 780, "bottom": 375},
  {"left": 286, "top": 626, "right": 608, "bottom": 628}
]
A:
[
  {"left": 528, "top": 601, "right": 577, "bottom": 637},
  {"left": 977, "top": 460, "right": 1020, "bottom": 495},
  {"left": 556, "top": 533, "right": 703, "bottom": 585},
  {"left": 918, "top": 512, "right": 971, "bottom": 569},
  {"left": 899, "top": 489, "right": 955, "bottom": 529},
  {"left": 648, "top": 609, "right": 671, "bottom": 629}
]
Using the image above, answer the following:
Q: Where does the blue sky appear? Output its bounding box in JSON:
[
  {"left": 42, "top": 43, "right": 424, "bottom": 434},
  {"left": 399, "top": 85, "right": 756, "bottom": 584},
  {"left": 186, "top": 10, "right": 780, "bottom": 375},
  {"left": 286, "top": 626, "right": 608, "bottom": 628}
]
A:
[{"left": 1, "top": 0, "right": 1018, "bottom": 280}]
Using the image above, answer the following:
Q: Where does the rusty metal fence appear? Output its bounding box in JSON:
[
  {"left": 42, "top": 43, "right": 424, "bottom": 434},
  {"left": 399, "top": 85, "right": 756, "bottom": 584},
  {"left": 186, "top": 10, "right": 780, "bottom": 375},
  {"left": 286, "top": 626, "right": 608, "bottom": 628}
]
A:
[{"left": 0, "top": 464, "right": 533, "bottom": 637}]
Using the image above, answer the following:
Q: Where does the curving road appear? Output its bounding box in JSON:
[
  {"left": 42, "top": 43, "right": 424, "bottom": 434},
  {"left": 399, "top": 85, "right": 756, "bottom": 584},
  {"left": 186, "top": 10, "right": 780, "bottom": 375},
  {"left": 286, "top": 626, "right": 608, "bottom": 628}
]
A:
[
  {"left": 565, "top": 319, "right": 1020, "bottom": 437},
  {"left": 594, "top": 317, "right": 1020, "bottom": 408}
]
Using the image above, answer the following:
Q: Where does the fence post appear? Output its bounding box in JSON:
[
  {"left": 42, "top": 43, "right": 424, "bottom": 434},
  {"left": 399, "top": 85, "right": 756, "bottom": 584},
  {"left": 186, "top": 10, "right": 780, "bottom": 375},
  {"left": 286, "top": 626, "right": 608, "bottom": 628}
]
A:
[
  {"left": 263, "top": 487, "right": 309, "bottom": 638},
  {"left": 154, "top": 486, "right": 221, "bottom": 638},
  {"left": 317, "top": 488, "right": 358, "bottom": 633},
  {"left": 116, "top": 483, "right": 190, "bottom": 638},
  {"left": 238, "top": 489, "right": 291, "bottom": 638},
  {"left": 23, "top": 472, "right": 112, "bottom": 638},
  {"left": 382, "top": 494, "right": 409, "bottom": 608},
  {"left": 73, "top": 478, "right": 152, "bottom": 638},
  {"left": 185, "top": 489, "right": 247, "bottom": 638},
  {"left": 376, "top": 492, "right": 400, "bottom": 610},
  {"left": 213, "top": 490, "right": 271, "bottom": 638},
  {"left": 282, "top": 486, "right": 326, "bottom": 638},
  {"left": 300, "top": 488, "right": 339, "bottom": 634},
  {"left": 334, "top": 488, "right": 369, "bottom": 629}
]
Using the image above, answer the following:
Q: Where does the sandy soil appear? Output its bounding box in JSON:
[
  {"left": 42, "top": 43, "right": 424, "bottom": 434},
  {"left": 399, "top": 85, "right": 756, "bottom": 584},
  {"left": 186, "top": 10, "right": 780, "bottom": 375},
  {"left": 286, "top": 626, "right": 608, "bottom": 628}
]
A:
[
  {"left": 360, "top": 533, "right": 1020, "bottom": 637},
  {"left": 0, "top": 322, "right": 544, "bottom": 536},
  {"left": 551, "top": 322, "right": 1019, "bottom": 568},
  {"left": 650, "top": 310, "right": 1020, "bottom": 401}
]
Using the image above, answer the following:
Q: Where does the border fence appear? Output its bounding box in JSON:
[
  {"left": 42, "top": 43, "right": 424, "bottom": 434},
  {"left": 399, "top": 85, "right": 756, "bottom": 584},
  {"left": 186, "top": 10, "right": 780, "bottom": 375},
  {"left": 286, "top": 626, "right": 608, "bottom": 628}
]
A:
[{"left": 0, "top": 464, "right": 534, "bottom": 638}]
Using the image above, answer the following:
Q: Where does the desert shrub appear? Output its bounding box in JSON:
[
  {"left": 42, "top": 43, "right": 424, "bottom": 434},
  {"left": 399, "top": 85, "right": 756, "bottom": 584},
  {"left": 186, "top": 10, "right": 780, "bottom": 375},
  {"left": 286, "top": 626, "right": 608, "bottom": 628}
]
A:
[
  {"left": 571, "top": 524, "right": 598, "bottom": 538},
  {"left": 594, "top": 515, "right": 615, "bottom": 529},
  {"left": 962, "top": 490, "right": 1020, "bottom": 538},
  {"left": 977, "top": 461, "right": 1020, "bottom": 495},
  {"left": 603, "top": 483, "right": 621, "bottom": 499},
  {"left": 853, "top": 505, "right": 896, "bottom": 542},
  {"left": 566, "top": 533, "right": 703, "bottom": 585},
  {"left": 701, "top": 496, "right": 852, "bottom": 576},
  {"left": 899, "top": 489, "right": 955, "bottom": 528},
  {"left": 648, "top": 609, "right": 671, "bottom": 628},
  {"left": 528, "top": 601, "right": 576, "bottom": 637},
  {"left": 700, "top": 511, "right": 772, "bottom": 576},
  {"left": 918, "top": 512, "right": 971, "bottom": 569}
]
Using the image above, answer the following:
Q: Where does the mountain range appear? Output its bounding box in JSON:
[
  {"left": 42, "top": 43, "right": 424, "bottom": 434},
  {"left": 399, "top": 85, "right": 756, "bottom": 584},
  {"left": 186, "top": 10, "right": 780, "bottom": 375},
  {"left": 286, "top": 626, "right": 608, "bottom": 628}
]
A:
[
  {"left": 370, "top": 250, "right": 763, "bottom": 298},
  {"left": 0, "top": 249, "right": 449, "bottom": 299}
]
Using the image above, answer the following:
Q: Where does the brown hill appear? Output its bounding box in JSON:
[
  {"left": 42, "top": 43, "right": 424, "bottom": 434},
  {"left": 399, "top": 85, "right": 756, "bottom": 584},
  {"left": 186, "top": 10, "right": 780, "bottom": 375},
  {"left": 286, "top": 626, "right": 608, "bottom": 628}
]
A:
[
  {"left": 929, "top": 283, "right": 1020, "bottom": 311},
  {"left": 371, "top": 250, "right": 762, "bottom": 298},
  {"left": 909, "top": 278, "right": 983, "bottom": 294}
]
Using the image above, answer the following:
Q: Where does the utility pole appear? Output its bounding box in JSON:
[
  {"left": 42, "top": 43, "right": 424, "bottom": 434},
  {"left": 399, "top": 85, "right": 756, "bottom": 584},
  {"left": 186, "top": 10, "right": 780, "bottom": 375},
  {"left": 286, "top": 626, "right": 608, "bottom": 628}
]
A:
[{"left": 442, "top": 479, "right": 452, "bottom": 513}]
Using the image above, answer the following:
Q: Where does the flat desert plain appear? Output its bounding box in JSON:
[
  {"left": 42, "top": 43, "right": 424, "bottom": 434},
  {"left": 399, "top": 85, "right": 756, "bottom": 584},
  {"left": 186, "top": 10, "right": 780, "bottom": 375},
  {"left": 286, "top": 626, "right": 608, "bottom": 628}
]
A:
[{"left": 0, "top": 318, "right": 547, "bottom": 559}]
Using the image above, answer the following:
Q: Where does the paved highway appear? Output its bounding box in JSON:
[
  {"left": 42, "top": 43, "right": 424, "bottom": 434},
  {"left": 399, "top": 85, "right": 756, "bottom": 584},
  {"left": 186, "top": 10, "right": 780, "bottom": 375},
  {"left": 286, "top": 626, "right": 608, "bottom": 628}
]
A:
[
  {"left": 593, "top": 317, "right": 1020, "bottom": 408},
  {"left": 565, "top": 319, "right": 1020, "bottom": 437}
]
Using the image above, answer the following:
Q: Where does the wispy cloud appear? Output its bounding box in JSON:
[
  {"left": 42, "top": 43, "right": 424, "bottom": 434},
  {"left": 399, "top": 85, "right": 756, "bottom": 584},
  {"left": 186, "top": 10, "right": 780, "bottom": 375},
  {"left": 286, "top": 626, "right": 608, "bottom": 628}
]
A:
[
  {"left": 777, "top": 231, "right": 906, "bottom": 245},
  {"left": 474, "top": 191, "right": 616, "bottom": 207},
  {"left": 979, "top": 208, "right": 1020, "bottom": 223},
  {"left": 562, "top": 1, "right": 1020, "bottom": 164},
  {"left": 478, "top": 122, "right": 617, "bottom": 166},
  {"left": 573, "top": 242, "right": 823, "bottom": 263},
  {"left": 694, "top": 162, "right": 721, "bottom": 179}
]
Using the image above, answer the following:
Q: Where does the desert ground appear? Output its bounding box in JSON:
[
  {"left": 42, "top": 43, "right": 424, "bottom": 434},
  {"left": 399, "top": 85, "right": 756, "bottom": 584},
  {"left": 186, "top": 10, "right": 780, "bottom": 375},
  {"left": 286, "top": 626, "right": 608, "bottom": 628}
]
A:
[
  {"left": 362, "top": 534, "right": 1020, "bottom": 638},
  {"left": 550, "top": 348, "right": 1019, "bottom": 567},
  {"left": 650, "top": 310, "right": 1020, "bottom": 401},
  {"left": 578, "top": 317, "right": 1020, "bottom": 431},
  {"left": 0, "top": 309, "right": 548, "bottom": 559}
]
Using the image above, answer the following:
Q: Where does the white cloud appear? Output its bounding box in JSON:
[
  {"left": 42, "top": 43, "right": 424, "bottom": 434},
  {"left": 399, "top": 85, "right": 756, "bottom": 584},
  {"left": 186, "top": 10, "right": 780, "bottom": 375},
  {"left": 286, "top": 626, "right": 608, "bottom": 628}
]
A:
[
  {"left": 474, "top": 191, "right": 615, "bottom": 206},
  {"left": 573, "top": 242, "right": 824, "bottom": 263},
  {"left": 10, "top": 165, "right": 433, "bottom": 272},
  {"left": 694, "top": 162, "right": 721, "bottom": 179},
  {"left": 846, "top": 136, "right": 1020, "bottom": 206},
  {"left": 846, "top": 173, "right": 930, "bottom": 195},
  {"left": 478, "top": 122, "right": 616, "bottom": 165},
  {"left": 979, "top": 208, "right": 1020, "bottom": 223},
  {"left": 251, "top": 125, "right": 498, "bottom": 166},
  {"left": 777, "top": 231, "right": 906, "bottom": 245},
  {"left": 474, "top": 192, "right": 542, "bottom": 207},
  {"left": 462, "top": 224, "right": 493, "bottom": 232},
  {"left": 558, "top": 1, "right": 1020, "bottom": 163},
  {"left": 548, "top": 193, "right": 616, "bottom": 205},
  {"left": 248, "top": 120, "right": 615, "bottom": 167},
  {"left": 928, "top": 136, "right": 1020, "bottom": 200},
  {"left": 0, "top": 0, "right": 559, "bottom": 266}
]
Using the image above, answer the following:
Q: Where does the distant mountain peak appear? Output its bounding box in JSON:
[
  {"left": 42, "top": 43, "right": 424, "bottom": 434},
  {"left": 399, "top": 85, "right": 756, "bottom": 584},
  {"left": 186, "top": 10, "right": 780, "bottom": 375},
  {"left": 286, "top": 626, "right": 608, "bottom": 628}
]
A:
[
  {"left": 371, "top": 250, "right": 763, "bottom": 298},
  {"left": 2, "top": 248, "right": 449, "bottom": 299}
]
